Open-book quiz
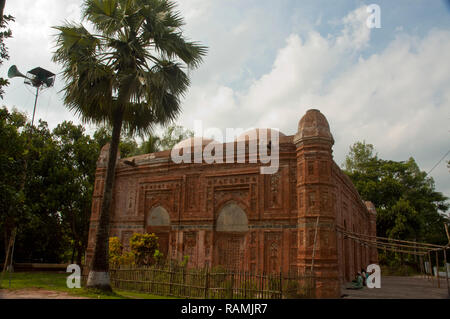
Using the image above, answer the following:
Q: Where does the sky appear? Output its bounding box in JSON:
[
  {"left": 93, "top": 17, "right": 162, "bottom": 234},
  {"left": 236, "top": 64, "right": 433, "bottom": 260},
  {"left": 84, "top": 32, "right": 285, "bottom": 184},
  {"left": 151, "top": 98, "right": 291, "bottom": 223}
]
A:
[{"left": 1, "top": 0, "right": 450, "bottom": 203}]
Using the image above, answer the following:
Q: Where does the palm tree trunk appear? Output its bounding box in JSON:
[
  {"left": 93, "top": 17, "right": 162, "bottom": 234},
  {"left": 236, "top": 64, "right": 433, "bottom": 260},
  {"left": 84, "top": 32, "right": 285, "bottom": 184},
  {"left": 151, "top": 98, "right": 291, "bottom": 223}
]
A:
[
  {"left": 0, "top": 1, "right": 6, "bottom": 23},
  {"left": 86, "top": 109, "right": 123, "bottom": 291}
]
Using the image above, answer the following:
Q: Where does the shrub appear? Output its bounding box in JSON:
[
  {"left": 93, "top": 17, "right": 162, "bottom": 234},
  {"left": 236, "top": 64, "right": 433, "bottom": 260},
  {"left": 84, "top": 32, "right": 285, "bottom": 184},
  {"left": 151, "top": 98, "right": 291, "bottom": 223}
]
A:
[
  {"left": 129, "top": 233, "right": 160, "bottom": 266},
  {"left": 109, "top": 237, "right": 123, "bottom": 268}
]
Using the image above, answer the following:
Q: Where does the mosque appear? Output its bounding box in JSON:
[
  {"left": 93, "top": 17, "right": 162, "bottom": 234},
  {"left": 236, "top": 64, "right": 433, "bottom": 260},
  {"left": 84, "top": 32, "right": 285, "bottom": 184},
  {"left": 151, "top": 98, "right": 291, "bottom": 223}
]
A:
[{"left": 86, "top": 109, "right": 378, "bottom": 298}]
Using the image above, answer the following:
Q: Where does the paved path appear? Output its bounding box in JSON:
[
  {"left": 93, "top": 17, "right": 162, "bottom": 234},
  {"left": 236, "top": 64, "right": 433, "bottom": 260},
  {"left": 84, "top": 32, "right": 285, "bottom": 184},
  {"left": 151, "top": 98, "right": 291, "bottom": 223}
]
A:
[
  {"left": 341, "top": 276, "right": 449, "bottom": 299},
  {"left": 0, "top": 288, "right": 88, "bottom": 299}
]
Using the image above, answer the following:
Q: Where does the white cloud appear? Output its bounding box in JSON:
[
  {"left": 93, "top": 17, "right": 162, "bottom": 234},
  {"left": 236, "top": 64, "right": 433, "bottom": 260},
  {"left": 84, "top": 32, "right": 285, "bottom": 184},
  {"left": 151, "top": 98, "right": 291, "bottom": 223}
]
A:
[
  {"left": 1, "top": 2, "right": 449, "bottom": 199},
  {"left": 180, "top": 6, "right": 450, "bottom": 198}
]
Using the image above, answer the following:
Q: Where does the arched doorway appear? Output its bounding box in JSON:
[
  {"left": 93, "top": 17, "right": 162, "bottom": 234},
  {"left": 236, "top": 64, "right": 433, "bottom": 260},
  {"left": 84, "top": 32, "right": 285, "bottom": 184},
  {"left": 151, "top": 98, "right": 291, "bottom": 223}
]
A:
[
  {"left": 214, "top": 202, "right": 248, "bottom": 271},
  {"left": 146, "top": 206, "right": 170, "bottom": 259}
]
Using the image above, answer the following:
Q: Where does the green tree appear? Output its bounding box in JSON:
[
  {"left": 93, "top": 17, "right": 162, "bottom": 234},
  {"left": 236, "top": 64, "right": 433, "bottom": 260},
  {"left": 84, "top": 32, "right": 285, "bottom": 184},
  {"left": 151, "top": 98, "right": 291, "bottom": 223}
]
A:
[
  {"left": 0, "top": 107, "right": 27, "bottom": 267},
  {"left": 53, "top": 0, "right": 206, "bottom": 290},
  {"left": 52, "top": 121, "right": 99, "bottom": 266},
  {"left": 93, "top": 125, "right": 139, "bottom": 158},
  {"left": 159, "top": 124, "right": 193, "bottom": 150},
  {"left": 343, "top": 141, "right": 449, "bottom": 245},
  {"left": 0, "top": 11, "right": 14, "bottom": 99},
  {"left": 138, "top": 134, "right": 161, "bottom": 154},
  {"left": 136, "top": 124, "right": 193, "bottom": 155}
]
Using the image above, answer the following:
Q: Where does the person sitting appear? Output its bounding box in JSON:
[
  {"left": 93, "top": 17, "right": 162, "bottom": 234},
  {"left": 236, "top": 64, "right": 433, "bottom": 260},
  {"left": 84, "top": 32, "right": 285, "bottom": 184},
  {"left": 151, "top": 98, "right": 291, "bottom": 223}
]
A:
[
  {"left": 346, "top": 272, "right": 364, "bottom": 289},
  {"left": 361, "top": 268, "right": 367, "bottom": 286}
]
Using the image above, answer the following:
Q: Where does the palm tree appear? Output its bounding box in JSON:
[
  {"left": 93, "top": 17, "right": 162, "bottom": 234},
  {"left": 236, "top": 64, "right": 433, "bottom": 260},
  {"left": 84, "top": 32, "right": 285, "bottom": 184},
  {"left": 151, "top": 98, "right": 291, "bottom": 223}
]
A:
[{"left": 53, "top": 0, "right": 206, "bottom": 291}]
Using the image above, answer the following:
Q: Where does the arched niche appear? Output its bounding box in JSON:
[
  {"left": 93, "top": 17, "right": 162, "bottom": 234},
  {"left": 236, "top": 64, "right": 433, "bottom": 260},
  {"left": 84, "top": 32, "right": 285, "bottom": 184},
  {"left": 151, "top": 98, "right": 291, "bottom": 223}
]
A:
[
  {"left": 146, "top": 206, "right": 170, "bottom": 227},
  {"left": 214, "top": 201, "right": 248, "bottom": 271},
  {"left": 146, "top": 206, "right": 170, "bottom": 259},
  {"left": 216, "top": 202, "right": 248, "bottom": 232}
]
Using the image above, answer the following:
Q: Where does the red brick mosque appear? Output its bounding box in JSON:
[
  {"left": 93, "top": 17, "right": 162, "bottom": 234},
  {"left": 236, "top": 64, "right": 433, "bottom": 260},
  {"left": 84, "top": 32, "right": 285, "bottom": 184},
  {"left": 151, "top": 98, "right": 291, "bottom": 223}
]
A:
[{"left": 86, "top": 109, "right": 378, "bottom": 298}]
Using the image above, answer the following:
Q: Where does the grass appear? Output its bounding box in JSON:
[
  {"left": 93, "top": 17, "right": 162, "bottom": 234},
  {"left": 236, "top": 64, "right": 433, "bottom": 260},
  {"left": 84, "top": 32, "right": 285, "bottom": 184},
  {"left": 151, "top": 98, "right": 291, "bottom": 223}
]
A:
[{"left": 0, "top": 271, "right": 178, "bottom": 299}]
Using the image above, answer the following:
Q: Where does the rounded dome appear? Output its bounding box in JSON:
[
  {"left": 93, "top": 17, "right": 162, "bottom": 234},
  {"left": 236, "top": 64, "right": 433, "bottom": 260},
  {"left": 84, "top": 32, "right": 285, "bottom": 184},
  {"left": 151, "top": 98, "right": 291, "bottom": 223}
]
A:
[
  {"left": 297, "top": 109, "right": 333, "bottom": 141},
  {"left": 172, "top": 136, "right": 217, "bottom": 149},
  {"left": 236, "top": 128, "right": 285, "bottom": 141}
]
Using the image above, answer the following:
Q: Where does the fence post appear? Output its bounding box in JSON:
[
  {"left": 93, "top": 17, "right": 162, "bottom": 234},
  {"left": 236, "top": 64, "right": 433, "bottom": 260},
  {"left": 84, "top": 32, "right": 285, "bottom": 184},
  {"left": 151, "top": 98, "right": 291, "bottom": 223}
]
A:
[
  {"left": 182, "top": 267, "right": 186, "bottom": 297},
  {"left": 169, "top": 263, "right": 173, "bottom": 296},
  {"left": 444, "top": 248, "right": 449, "bottom": 297},
  {"left": 279, "top": 271, "right": 283, "bottom": 299},
  {"left": 204, "top": 268, "right": 209, "bottom": 299},
  {"left": 231, "top": 272, "right": 234, "bottom": 299},
  {"left": 428, "top": 252, "right": 433, "bottom": 285},
  {"left": 244, "top": 271, "right": 247, "bottom": 299},
  {"left": 436, "top": 250, "right": 440, "bottom": 288}
]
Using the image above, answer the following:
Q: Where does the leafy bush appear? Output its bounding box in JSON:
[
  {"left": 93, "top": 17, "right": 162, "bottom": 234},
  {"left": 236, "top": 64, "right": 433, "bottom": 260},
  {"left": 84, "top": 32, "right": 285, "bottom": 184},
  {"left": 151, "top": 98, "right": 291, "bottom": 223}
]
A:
[
  {"left": 109, "top": 237, "right": 124, "bottom": 268},
  {"left": 109, "top": 236, "right": 135, "bottom": 267},
  {"left": 129, "top": 233, "right": 160, "bottom": 266}
]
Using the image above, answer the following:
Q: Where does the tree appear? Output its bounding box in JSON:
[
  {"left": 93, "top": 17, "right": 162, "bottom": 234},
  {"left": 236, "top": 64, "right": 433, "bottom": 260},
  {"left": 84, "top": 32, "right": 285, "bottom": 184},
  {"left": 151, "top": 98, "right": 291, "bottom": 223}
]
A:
[
  {"left": 93, "top": 125, "right": 140, "bottom": 158},
  {"left": 1, "top": 109, "right": 102, "bottom": 267},
  {"left": 159, "top": 124, "right": 193, "bottom": 150},
  {"left": 139, "top": 134, "right": 161, "bottom": 154},
  {"left": 0, "top": 1, "right": 6, "bottom": 22},
  {"left": 136, "top": 124, "right": 194, "bottom": 154},
  {"left": 52, "top": 121, "right": 99, "bottom": 266},
  {"left": 343, "top": 141, "right": 449, "bottom": 245},
  {"left": 0, "top": 10, "right": 14, "bottom": 99},
  {"left": 343, "top": 140, "right": 378, "bottom": 175},
  {"left": 0, "top": 107, "right": 27, "bottom": 268},
  {"left": 53, "top": 0, "right": 206, "bottom": 291}
]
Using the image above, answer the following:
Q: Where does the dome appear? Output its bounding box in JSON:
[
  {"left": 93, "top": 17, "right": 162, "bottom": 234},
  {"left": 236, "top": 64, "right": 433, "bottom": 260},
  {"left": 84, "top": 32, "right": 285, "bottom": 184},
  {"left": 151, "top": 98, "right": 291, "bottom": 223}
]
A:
[
  {"left": 172, "top": 136, "right": 217, "bottom": 149},
  {"left": 297, "top": 109, "right": 333, "bottom": 142},
  {"left": 236, "top": 128, "right": 285, "bottom": 141}
]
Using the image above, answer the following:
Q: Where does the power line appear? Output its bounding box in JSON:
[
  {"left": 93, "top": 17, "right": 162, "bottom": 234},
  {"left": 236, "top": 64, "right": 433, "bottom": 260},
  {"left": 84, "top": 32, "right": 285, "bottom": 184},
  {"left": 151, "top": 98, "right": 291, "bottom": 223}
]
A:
[{"left": 427, "top": 149, "right": 450, "bottom": 175}]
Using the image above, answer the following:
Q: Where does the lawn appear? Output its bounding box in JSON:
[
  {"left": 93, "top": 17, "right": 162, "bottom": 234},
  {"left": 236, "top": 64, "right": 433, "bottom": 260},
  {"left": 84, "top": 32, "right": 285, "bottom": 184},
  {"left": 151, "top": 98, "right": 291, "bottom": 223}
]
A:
[{"left": 0, "top": 271, "right": 178, "bottom": 299}]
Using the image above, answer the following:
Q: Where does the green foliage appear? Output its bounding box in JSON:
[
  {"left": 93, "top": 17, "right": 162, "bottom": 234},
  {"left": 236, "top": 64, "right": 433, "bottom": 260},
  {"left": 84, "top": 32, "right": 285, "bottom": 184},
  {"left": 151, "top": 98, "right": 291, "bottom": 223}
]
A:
[
  {"left": 52, "top": 0, "right": 207, "bottom": 136},
  {"left": 0, "top": 107, "right": 27, "bottom": 237},
  {"left": 129, "top": 233, "right": 160, "bottom": 266},
  {"left": 343, "top": 141, "right": 449, "bottom": 248},
  {"left": 0, "top": 107, "right": 100, "bottom": 264},
  {"left": 109, "top": 237, "right": 124, "bottom": 268},
  {"left": 180, "top": 255, "right": 190, "bottom": 267},
  {"left": 0, "top": 14, "right": 14, "bottom": 99},
  {"left": 93, "top": 125, "right": 139, "bottom": 158},
  {"left": 109, "top": 237, "right": 135, "bottom": 267},
  {"left": 132, "top": 124, "right": 195, "bottom": 156},
  {"left": 159, "top": 124, "right": 194, "bottom": 151}
]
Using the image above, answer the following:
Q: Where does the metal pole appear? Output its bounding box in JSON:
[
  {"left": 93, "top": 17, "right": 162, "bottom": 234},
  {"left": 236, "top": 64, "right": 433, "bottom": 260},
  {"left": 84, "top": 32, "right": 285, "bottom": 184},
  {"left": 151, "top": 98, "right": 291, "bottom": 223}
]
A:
[
  {"left": 444, "top": 248, "right": 449, "bottom": 297},
  {"left": 428, "top": 252, "right": 433, "bottom": 285},
  {"left": 435, "top": 250, "right": 440, "bottom": 288},
  {"left": 31, "top": 86, "right": 39, "bottom": 127}
]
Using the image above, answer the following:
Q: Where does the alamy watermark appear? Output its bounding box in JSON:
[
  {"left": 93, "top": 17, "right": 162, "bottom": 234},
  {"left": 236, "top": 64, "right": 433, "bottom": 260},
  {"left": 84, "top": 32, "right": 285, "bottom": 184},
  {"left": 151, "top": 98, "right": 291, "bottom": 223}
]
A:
[
  {"left": 66, "top": 264, "right": 81, "bottom": 289},
  {"left": 366, "top": 4, "right": 381, "bottom": 29},
  {"left": 366, "top": 264, "right": 381, "bottom": 288}
]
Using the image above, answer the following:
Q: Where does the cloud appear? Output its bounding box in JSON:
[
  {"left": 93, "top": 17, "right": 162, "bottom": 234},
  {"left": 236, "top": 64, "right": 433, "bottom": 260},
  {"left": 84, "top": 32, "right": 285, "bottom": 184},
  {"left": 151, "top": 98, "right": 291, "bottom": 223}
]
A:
[
  {"left": 1, "top": 2, "right": 449, "bottom": 200},
  {"left": 180, "top": 6, "right": 450, "bottom": 198}
]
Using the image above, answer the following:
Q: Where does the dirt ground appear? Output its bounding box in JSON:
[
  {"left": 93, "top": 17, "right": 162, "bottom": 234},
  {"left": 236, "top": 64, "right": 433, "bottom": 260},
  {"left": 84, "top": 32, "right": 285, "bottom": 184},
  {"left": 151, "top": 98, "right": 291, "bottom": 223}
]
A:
[
  {"left": 0, "top": 288, "right": 89, "bottom": 299},
  {"left": 341, "top": 275, "right": 450, "bottom": 299}
]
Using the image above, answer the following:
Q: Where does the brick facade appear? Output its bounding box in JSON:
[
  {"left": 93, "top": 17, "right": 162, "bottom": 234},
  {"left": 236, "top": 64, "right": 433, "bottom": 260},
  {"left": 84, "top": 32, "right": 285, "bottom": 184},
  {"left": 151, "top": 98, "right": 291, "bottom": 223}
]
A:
[{"left": 86, "top": 109, "right": 377, "bottom": 298}]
